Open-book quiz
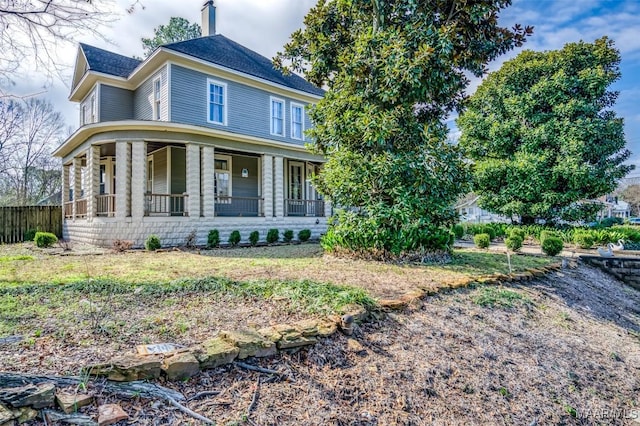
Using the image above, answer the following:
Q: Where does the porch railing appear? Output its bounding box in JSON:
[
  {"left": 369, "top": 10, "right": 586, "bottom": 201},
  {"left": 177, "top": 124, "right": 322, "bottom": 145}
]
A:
[
  {"left": 75, "top": 198, "right": 87, "bottom": 218},
  {"left": 96, "top": 194, "right": 116, "bottom": 217},
  {"left": 215, "top": 196, "right": 263, "bottom": 217},
  {"left": 145, "top": 193, "right": 188, "bottom": 216},
  {"left": 63, "top": 202, "right": 73, "bottom": 219},
  {"left": 285, "top": 199, "right": 325, "bottom": 217}
]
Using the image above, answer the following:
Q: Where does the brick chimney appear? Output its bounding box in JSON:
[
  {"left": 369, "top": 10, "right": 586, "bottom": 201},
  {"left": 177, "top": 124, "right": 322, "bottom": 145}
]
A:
[{"left": 201, "top": 1, "right": 216, "bottom": 36}]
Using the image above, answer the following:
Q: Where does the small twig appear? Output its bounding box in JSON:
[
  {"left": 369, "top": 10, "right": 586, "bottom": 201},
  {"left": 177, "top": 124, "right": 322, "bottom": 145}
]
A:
[
  {"left": 186, "top": 390, "right": 221, "bottom": 402},
  {"left": 165, "top": 396, "right": 215, "bottom": 425},
  {"left": 234, "top": 361, "right": 281, "bottom": 375},
  {"left": 247, "top": 375, "right": 261, "bottom": 415}
]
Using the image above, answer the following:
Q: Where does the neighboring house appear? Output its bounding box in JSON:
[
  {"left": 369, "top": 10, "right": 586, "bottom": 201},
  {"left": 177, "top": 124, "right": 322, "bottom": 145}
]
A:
[
  {"left": 455, "top": 194, "right": 512, "bottom": 223},
  {"left": 596, "top": 196, "right": 630, "bottom": 220},
  {"left": 53, "top": 1, "right": 329, "bottom": 247}
]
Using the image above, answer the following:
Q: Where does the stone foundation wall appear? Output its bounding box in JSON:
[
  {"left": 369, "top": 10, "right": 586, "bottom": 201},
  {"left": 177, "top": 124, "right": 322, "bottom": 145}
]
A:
[
  {"left": 63, "top": 216, "right": 328, "bottom": 248},
  {"left": 580, "top": 255, "right": 640, "bottom": 291}
]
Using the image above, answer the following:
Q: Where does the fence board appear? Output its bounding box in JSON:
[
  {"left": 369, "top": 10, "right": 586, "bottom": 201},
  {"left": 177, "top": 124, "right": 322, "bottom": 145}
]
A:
[{"left": 0, "top": 206, "right": 62, "bottom": 244}]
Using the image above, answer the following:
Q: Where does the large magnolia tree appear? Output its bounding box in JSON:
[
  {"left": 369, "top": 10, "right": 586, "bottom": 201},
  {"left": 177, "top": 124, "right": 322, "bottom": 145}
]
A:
[
  {"left": 458, "top": 37, "right": 633, "bottom": 224},
  {"left": 276, "top": 0, "right": 531, "bottom": 256}
]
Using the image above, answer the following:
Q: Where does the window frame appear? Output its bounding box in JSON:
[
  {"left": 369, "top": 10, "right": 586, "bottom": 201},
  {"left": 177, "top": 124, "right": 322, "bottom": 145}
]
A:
[
  {"left": 214, "top": 154, "right": 232, "bottom": 202},
  {"left": 207, "top": 78, "right": 227, "bottom": 126},
  {"left": 153, "top": 77, "right": 162, "bottom": 121},
  {"left": 290, "top": 102, "right": 305, "bottom": 140},
  {"left": 270, "top": 97, "right": 285, "bottom": 137}
]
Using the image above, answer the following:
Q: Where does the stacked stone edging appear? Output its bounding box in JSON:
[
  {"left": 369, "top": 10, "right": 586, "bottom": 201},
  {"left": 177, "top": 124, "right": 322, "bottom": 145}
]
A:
[{"left": 579, "top": 255, "right": 640, "bottom": 290}]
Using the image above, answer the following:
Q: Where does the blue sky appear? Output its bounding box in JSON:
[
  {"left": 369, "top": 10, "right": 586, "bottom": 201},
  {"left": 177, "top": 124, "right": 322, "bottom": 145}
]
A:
[{"left": 12, "top": 0, "right": 640, "bottom": 176}]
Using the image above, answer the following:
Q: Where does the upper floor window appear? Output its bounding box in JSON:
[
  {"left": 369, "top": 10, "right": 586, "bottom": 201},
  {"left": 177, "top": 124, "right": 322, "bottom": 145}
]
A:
[
  {"left": 90, "top": 94, "right": 96, "bottom": 123},
  {"left": 153, "top": 78, "right": 161, "bottom": 120},
  {"left": 271, "top": 97, "right": 284, "bottom": 136},
  {"left": 291, "top": 103, "right": 304, "bottom": 140},
  {"left": 208, "top": 79, "right": 226, "bottom": 125}
]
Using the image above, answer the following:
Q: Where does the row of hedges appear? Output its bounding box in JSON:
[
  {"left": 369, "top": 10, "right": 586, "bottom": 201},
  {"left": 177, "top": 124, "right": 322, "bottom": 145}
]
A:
[{"left": 143, "top": 229, "right": 314, "bottom": 251}]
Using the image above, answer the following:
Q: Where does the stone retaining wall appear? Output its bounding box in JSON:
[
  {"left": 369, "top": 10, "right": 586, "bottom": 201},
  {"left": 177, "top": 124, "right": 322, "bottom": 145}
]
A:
[{"left": 579, "top": 255, "right": 640, "bottom": 290}]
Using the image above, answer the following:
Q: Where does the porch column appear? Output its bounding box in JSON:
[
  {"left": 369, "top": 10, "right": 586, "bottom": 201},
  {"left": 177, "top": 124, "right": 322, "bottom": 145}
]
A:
[
  {"left": 202, "top": 146, "right": 215, "bottom": 217},
  {"left": 274, "top": 156, "right": 284, "bottom": 218},
  {"left": 324, "top": 199, "right": 333, "bottom": 218},
  {"left": 186, "top": 143, "right": 201, "bottom": 217},
  {"left": 131, "top": 140, "right": 147, "bottom": 219},
  {"left": 262, "top": 155, "right": 273, "bottom": 217},
  {"left": 61, "top": 164, "right": 70, "bottom": 208},
  {"left": 72, "top": 157, "right": 82, "bottom": 218},
  {"left": 86, "top": 145, "right": 100, "bottom": 220},
  {"left": 115, "top": 141, "right": 131, "bottom": 218}
]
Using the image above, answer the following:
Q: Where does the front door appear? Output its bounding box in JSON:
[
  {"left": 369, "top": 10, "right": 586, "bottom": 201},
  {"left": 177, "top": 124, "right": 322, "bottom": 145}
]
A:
[{"left": 288, "top": 162, "right": 304, "bottom": 216}]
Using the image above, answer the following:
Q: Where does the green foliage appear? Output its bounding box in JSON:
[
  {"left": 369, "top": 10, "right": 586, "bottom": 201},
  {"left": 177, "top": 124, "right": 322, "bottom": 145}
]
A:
[
  {"left": 141, "top": 17, "right": 201, "bottom": 58},
  {"left": 573, "top": 232, "right": 594, "bottom": 249},
  {"left": 473, "top": 287, "right": 530, "bottom": 308},
  {"left": 321, "top": 211, "right": 454, "bottom": 256},
  {"left": 207, "top": 230, "right": 220, "bottom": 248},
  {"left": 266, "top": 229, "right": 279, "bottom": 244},
  {"left": 24, "top": 229, "right": 37, "bottom": 242},
  {"left": 474, "top": 233, "right": 491, "bottom": 249},
  {"left": 249, "top": 231, "right": 260, "bottom": 246},
  {"left": 509, "top": 227, "right": 526, "bottom": 241},
  {"left": 228, "top": 230, "right": 241, "bottom": 246},
  {"left": 276, "top": 0, "right": 531, "bottom": 255},
  {"left": 144, "top": 235, "right": 161, "bottom": 251},
  {"left": 541, "top": 237, "right": 564, "bottom": 256},
  {"left": 505, "top": 236, "right": 523, "bottom": 252},
  {"left": 283, "top": 229, "right": 294, "bottom": 243},
  {"left": 34, "top": 232, "right": 57, "bottom": 248},
  {"left": 539, "top": 230, "right": 560, "bottom": 245},
  {"left": 298, "top": 229, "right": 311, "bottom": 242},
  {"left": 458, "top": 37, "right": 633, "bottom": 223},
  {"left": 452, "top": 224, "right": 464, "bottom": 239},
  {"left": 598, "top": 217, "right": 623, "bottom": 228}
]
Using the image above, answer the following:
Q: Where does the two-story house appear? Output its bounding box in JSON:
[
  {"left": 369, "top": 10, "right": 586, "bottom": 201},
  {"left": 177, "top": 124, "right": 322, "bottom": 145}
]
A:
[{"left": 53, "top": 1, "right": 329, "bottom": 247}]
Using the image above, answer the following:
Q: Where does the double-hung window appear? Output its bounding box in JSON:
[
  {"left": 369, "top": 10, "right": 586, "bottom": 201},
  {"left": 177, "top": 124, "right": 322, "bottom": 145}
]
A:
[
  {"left": 208, "top": 79, "right": 226, "bottom": 125},
  {"left": 270, "top": 97, "right": 284, "bottom": 136},
  {"left": 153, "top": 78, "right": 161, "bottom": 120},
  {"left": 291, "top": 103, "right": 304, "bottom": 140}
]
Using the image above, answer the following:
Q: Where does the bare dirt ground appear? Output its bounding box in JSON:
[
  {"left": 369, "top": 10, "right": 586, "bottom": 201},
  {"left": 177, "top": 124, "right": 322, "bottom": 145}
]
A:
[{"left": 24, "top": 263, "right": 639, "bottom": 425}]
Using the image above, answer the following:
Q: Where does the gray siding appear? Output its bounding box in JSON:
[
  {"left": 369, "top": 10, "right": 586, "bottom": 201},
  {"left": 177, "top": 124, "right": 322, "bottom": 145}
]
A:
[
  {"left": 170, "top": 64, "right": 312, "bottom": 147},
  {"left": 152, "top": 148, "right": 167, "bottom": 194},
  {"left": 134, "top": 66, "right": 168, "bottom": 121},
  {"left": 170, "top": 147, "right": 186, "bottom": 194},
  {"left": 232, "top": 155, "right": 259, "bottom": 198},
  {"left": 100, "top": 85, "right": 134, "bottom": 121}
]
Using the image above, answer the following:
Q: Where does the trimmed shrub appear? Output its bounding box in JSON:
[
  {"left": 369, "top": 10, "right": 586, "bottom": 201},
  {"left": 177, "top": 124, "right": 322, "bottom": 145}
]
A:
[
  {"left": 298, "top": 229, "right": 311, "bottom": 242},
  {"left": 573, "top": 232, "right": 594, "bottom": 249},
  {"left": 266, "top": 228, "right": 279, "bottom": 244},
  {"left": 249, "top": 231, "right": 260, "bottom": 246},
  {"left": 207, "top": 230, "right": 220, "bottom": 248},
  {"left": 509, "top": 227, "right": 525, "bottom": 241},
  {"left": 452, "top": 224, "right": 464, "bottom": 239},
  {"left": 599, "top": 217, "right": 623, "bottom": 228},
  {"left": 34, "top": 232, "right": 57, "bottom": 248},
  {"left": 145, "top": 235, "right": 161, "bottom": 251},
  {"left": 283, "top": 229, "right": 294, "bottom": 243},
  {"left": 539, "top": 230, "right": 559, "bottom": 245},
  {"left": 474, "top": 233, "right": 490, "bottom": 249},
  {"left": 228, "top": 230, "right": 241, "bottom": 246},
  {"left": 505, "top": 235, "right": 523, "bottom": 252},
  {"left": 542, "top": 236, "right": 563, "bottom": 256}
]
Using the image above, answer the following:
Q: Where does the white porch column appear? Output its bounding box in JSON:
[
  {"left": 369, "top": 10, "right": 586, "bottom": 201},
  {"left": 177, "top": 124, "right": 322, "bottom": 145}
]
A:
[
  {"left": 202, "top": 146, "right": 215, "bottom": 217},
  {"left": 186, "top": 143, "right": 201, "bottom": 217},
  {"left": 274, "top": 156, "right": 284, "bottom": 218},
  {"left": 262, "top": 155, "right": 273, "bottom": 217},
  {"left": 131, "top": 140, "right": 147, "bottom": 219},
  {"left": 86, "top": 145, "right": 100, "bottom": 220},
  {"left": 115, "top": 141, "right": 131, "bottom": 218},
  {"left": 61, "top": 164, "right": 70, "bottom": 208},
  {"left": 72, "top": 157, "right": 82, "bottom": 218}
]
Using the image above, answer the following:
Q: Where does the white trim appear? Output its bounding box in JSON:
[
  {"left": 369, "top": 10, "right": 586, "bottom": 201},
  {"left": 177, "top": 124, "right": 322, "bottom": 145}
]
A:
[
  {"left": 270, "top": 96, "right": 285, "bottom": 137},
  {"left": 288, "top": 160, "right": 305, "bottom": 200},
  {"left": 215, "top": 154, "right": 233, "bottom": 199},
  {"left": 207, "top": 78, "right": 227, "bottom": 126},
  {"left": 167, "top": 63, "right": 172, "bottom": 122},
  {"left": 153, "top": 76, "right": 162, "bottom": 121},
  {"left": 290, "top": 102, "right": 305, "bottom": 141}
]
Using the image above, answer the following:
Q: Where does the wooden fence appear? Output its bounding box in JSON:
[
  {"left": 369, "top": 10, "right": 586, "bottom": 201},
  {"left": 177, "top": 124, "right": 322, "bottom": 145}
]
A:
[{"left": 0, "top": 206, "right": 62, "bottom": 244}]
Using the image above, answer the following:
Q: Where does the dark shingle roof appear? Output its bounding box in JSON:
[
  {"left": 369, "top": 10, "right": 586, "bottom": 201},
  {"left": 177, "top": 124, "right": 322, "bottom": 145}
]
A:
[
  {"left": 80, "top": 43, "right": 141, "bottom": 78},
  {"left": 163, "top": 35, "right": 324, "bottom": 96}
]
